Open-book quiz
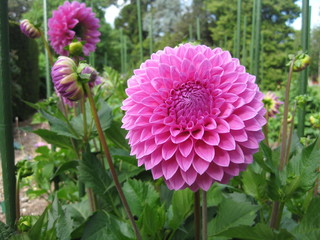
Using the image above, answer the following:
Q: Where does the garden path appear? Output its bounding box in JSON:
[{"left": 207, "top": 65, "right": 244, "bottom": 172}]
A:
[{"left": 0, "top": 119, "right": 48, "bottom": 223}]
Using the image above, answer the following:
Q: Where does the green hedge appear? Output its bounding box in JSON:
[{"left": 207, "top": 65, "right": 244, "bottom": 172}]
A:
[{"left": 9, "top": 21, "right": 40, "bottom": 120}]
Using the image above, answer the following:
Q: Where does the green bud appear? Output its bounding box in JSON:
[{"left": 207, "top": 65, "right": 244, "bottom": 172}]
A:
[{"left": 69, "top": 41, "right": 83, "bottom": 56}]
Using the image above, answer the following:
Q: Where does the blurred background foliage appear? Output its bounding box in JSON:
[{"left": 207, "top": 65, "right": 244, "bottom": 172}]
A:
[{"left": 7, "top": 0, "right": 320, "bottom": 120}]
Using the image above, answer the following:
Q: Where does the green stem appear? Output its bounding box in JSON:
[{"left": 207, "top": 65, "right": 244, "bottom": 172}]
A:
[
  {"left": 84, "top": 84, "right": 142, "bottom": 240},
  {"left": 270, "top": 60, "right": 295, "bottom": 229},
  {"left": 263, "top": 110, "right": 269, "bottom": 146},
  {"left": 202, "top": 191, "right": 207, "bottom": 240},
  {"left": 285, "top": 103, "right": 297, "bottom": 164},
  {"left": 279, "top": 61, "right": 294, "bottom": 170},
  {"left": 15, "top": 170, "right": 21, "bottom": 223},
  {"left": 194, "top": 191, "right": 201, "bottom": 240},
  {"left": 80, "top": 96, "right": 88, "bottom": 142}
]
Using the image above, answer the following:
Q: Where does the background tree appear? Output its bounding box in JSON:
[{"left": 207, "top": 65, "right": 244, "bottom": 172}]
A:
[{"left": 205, "top": 0, "right": 300, "bottom": 90}]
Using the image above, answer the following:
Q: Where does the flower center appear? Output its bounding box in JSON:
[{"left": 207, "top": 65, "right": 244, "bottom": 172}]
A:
[
  {"left": 73, "top": 23, "right": 85, "bottom": 39},
  {"left": 166, "top": 81, "right": 213, "bottom": 126}
]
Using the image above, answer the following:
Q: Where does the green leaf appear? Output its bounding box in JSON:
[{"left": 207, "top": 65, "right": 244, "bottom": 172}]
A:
[
  {"left": 81, "top": 211, "right": 134, "bottom": 240},
  {"left": 140, "top": 204, "right": 165, "bottom": 237},
  {"left": 40, "top": 110, "right": 78, "bottom": 139},
  {"left": 168, "top": 189, "right": 193, "bottom": 229},
  {"left": 33, "top": 129, "right": 74, "bottom": 149},
  {"left": 9, "top": 233, "right": 31, "bottom": 240},
  {"left": 78, "top": 150, "right": 112, "bottom": 197},
  {"left": 28, "top": 208, "right": 48, "bottom": 240},
  {"left": 65, "top": 199, "right": 91, "bottom": 227},
  {"left": 213, "top": 223, "right": 295, "bottom": 240},
  {"left": 242, "top": 167, "right": 267, "bottom": 200},
  {"left": 0, "top": 221, "right": 15, "bottom": 240},
  {"left": 208, "top": 198, "right": 260, "bottom": 236},
  {"left": 286, "top": 138, "right": 320, "bottom": 197},
  {"left": 293, "top": 197, "right": 320, "bottom": 240},
  {"left": 106, "top": 121, "right": 130, "bottom": 151},
  {"left": 48, "top": 196, "right": 73, "bottom": 240},
  {"left": 122, "top": 179, "right": 159, "bottom": 216},
  {"left": 50, "top": 160, "right": 79, "bottom": 181}
]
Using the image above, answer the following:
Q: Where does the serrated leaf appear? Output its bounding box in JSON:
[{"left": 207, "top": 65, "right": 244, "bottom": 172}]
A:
[
  {"left": 208, "top": 198, "right": 260, "bottom": 236},
  {"left": 28, "top": 208, "right": 48, "bottom": 240},
  {"left": 106, "top": 121, "right": 130, "bottom": 151},
  {"left": 48, "top": 196, "right": 73, "bottom": 240},
  {"left": 0, "top": 221, "right": 15, "bottom": 240},
  {"left": 40, "top": 110, "right": 79, "bottom": 139},
  {"left": 168, "top": 189, "right": 193, "bottom": 229},
  {"left": 33, "top": 129, "right": 74, "bottom": 149},
  {"left": 293, "top": 197, "right": 320, "bottom": 239},
  {"left": 50, "top": 160, "right": 79, "bottom": 181},
  {"left": 214, "top": 223, "right": 295, "bottom": 240},
  {"left": 140, "top": 204, "right": 165, "bottom": 236},
  {"left": 122, "top": 179, "right": 159, "bottom": 216},
  {"left": 242, "top": 167, "right": 267, "bottom": 200},
  {"left": 78, "top": 150, "right": 112, "bottom": 197},
  {"left": 81, "top": 211, "right": 134, "bottom": 240}
]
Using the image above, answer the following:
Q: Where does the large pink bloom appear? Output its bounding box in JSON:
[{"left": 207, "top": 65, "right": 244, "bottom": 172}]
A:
[
  {"left": 122, "top": 44, "right": 266, "bottom": 191},
  {"left": 48, "top": 1, "right": 100, "bottom": 56}
]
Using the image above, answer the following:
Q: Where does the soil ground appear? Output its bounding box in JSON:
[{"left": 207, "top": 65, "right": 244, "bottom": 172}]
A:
[{"left": 0, "top": 119, "right": 48, "bottom": 223}]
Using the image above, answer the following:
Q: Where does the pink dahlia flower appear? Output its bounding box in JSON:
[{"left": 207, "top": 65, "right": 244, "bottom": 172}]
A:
[
  {"left": 263, "top": 92, "right": 283, "bottom": 118},
  {"left": 48, "top": 1, "right": 100, "bottom": 56},
  {"left": 122, "top": 44, "right": 266, "bottom": 191}
]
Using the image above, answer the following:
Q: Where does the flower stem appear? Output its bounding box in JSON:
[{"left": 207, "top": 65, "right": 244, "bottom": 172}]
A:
[
  {"left": 15, "top": 169, "right": 21, "bottom": 223},
  {"left": 84, "top": 84, "right": 142, "bottom": 240},
  {"left": 263, "top": 110, "right": 269, "bottom": 146},
  {"left": 194, "top": 191, "right": 201, "bottom": 240},
  {"left": 279, "top": 60, "right": 294, "bottom": 170},
  {"left": 270, "top": 60, "right": 295, "bottom": 229},
  {"left": 202, "top": 190, "right": 207, "bottom": 240},
  {"left": 80, "top": 96, "right": 88, "bottom": 142},
  {"left": 285, "top": 102, "right": 297, "bottom": 164}
]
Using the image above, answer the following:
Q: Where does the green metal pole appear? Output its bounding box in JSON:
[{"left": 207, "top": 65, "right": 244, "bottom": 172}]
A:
[
  {"left": 189, "top": 24, "right": 193, "bottom": 41},
  {"left": 235, "top": 0, "right": 242, "bottom": 59},
  {"left": 242, "top": 16, "right": 247, "bottom": 66},
  {"left": 196, "top": 17, "right": 201, "bottom": 41},
  {"left": 137, "top": 0, "right": 143, "bottom": 62},
  {"left": 0, "top": 0, "right": 17, "bottom": 228},
  {"left": 149, "top": 13, "right": 153, "bottom": 55},
  {"left": 249, "top": 0, "right": 257, "bottom": 73},
  {"left": 120, "top": 29, "right": 124, "bottom": 73},
  {"left": 297, "top": 0, "right": 310, "bottom": 137},
  {"left": 253, "top": 0, "right": 261, "bottom": 82},
  {"left": 43, "top": 0, "right": 51, "bottom": 98}
]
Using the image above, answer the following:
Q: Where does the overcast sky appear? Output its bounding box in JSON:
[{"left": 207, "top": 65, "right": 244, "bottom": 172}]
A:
[{"left": 105, "top": 0, "right": 320, "bottom": 29}]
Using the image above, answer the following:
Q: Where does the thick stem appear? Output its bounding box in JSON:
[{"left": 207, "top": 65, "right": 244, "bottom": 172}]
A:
[
  {"left": 279, "top": 61, "right": 294, "bottom": 170},
  {"left": 270, "top": 61, "right": 295, "bottom": 229},
  {"left": 202, "top": 191, "right": 207, "bottom": 240},
  {"left": 80, "top": 96, "right": 88, "bottom": 142},
  {"left": 15, "top": 170, "right": 21, "bottom": 223},
  {"left": 269, "top": 201, "right": 280, "bottom": 229},
  {"left": 263, "top": 111, "right": 269, "bottom": 146},
  {"left": 84, "top": 84, "right": 142, "bottom": 240},
  {"left": 285, "top": 103, "right": 297, "bottom": 164},
  {"left": 194, "top": 191, "right": 201, "bottom": 240},
  {"left": 86, "top": 188, "right": 97, "bottom": 212}
]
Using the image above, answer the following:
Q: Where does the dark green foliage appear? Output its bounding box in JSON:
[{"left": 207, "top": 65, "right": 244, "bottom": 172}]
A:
[
  {"left": 205, "top": 0, "right": 300, "bottom": 90},
  {"left": 0, "top": 221, "right": 15, "bottom": 240},
  {"left": 9, "top": 21, "right": 40, "bottom": 120}
]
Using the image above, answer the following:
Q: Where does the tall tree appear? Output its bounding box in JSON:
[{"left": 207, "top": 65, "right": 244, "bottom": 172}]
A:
[{"left": 205, "top": 0, "right": 300, "bottom": 90}]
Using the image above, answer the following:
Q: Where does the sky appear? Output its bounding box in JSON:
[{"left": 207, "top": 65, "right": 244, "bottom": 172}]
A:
[
  {"left": 105, "top": 0, "right": 320, "bottom": 29},
  {"left": 291, "top": 0, "right": 320, "bottom": 29}
]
